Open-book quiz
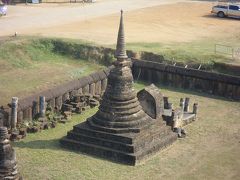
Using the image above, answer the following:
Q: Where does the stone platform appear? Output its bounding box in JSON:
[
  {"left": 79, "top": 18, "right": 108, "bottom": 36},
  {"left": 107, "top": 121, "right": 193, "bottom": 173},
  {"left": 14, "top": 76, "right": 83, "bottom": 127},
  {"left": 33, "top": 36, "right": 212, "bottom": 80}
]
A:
[{"left": 60, "top": 119, "right": 177, "bottom": 165}]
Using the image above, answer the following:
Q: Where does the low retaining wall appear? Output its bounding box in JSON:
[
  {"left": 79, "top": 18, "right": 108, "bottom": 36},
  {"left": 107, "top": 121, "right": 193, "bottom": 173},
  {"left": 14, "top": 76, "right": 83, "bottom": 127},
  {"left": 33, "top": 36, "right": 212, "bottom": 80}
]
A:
[
  {"left": 2, "top": 68, "right": 111, "bottom": 128},
  {"left": 132, "top": 59, "right": 240, "bottom": 100},
  {"left": 2, "top": 58, "right": 240, "bottom": 128},
  {"left": 213, "top": 62, "right": 240, "bottom": 76}
]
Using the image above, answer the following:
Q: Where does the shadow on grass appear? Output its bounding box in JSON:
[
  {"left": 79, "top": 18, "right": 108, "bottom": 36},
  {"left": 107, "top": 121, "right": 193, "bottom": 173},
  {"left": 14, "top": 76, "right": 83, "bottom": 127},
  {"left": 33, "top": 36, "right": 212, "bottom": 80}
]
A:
[
  {"left": 13, "top": 138, "right": 65, "bottom": 150},
  {"left": 14, "top": 138, "right": 126, "bottom": 165},
  {"left": 13, "top": 137, "right": 89, "bottom": 155}
]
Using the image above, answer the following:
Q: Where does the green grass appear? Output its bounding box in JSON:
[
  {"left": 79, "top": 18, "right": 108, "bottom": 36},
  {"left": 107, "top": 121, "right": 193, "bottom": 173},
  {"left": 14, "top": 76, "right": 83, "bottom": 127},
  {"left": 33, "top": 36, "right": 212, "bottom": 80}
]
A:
[
  {"left": 1, "top": 35, "right": 240, "bottom": 105},
  {"left": 125, "top": 37, "right": 240, "bottom": 65},
  {"left": 13, "top": 82, "right": 240, "bottom": 180},
  {"left": 0, "top": 37, "right": 105, "bottom": 105}
]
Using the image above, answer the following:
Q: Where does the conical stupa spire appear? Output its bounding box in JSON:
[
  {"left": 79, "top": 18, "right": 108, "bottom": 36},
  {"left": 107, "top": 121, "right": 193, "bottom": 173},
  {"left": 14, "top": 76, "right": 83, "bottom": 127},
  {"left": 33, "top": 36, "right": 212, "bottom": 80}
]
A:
[{"left": 115, "top": 10, "right": 128, "bottom": 60}]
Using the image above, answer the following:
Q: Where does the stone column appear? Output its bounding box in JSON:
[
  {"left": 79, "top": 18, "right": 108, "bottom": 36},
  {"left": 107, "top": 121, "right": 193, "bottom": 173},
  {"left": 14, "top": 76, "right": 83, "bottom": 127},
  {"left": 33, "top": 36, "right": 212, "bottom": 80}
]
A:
[
  {"left": 179, "top": 98, "right": 184, "bottom": 111},
  {"left": 101, "top": 79, "right": 107, "bottom": 93},
  {"left": 17, "top": 111, "right": 23, "bottom": 124},
  {"left": 11, "top": 97, "right": 18, "bottom": 130},
  {"left": 28, "top": 107, "right": 32, "bottom": 121},
  {"left": 39, "top": 96, "right": 46, "bottom": 117},
  {"left": 147, "top": 69, "right": 152, "bottom": 83},
  {"left": 23, "top": 109, "right": 28, "bottom": 120},
  {"left": 55, "top": 96, "right": 63, "bottom": 111},
  {"left": 32, "top": 101, "right": 38, "bottom": 119},
  {"left": 89, "top": 83, "right": 96, "bottom": 95},
  {"left": 226, "top": 84, "right": 233, "bottom": 98},
  {"left": 184, "top": 97, "right": 190, "bottom": 112},
  {"left": 48, "top": 98, "right": 55, "bottom": 110},
  {"left": 164, "top": 102, "right": 174, "bottom": 120},
  {"left": 95, "top": 81, "right": 102, "bottom": 95},
  {"left": 163, "top": 97, "right": 169, "bottom": 109},
  {"left": 83, "top": 85, "right": 89, "bottom": 94},
  {"left": 193, "top": 103, "right": 198, "bottom": 115}
]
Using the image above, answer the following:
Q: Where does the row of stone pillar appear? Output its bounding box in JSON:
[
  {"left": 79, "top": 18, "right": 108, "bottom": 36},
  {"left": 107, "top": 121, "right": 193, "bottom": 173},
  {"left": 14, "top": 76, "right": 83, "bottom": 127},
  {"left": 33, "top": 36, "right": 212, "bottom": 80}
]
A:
[
  {"left": 164, "top": 96, "right": 198, "bottom": 115},
  {"left": 133, "top": 67, "right": 240, "bottom": 100},
  {"left": 10, "top": 96, "right": 46, "bottom": 130},
  {"left": 10, "top": 78, "right": 108, "bottom": 128}
]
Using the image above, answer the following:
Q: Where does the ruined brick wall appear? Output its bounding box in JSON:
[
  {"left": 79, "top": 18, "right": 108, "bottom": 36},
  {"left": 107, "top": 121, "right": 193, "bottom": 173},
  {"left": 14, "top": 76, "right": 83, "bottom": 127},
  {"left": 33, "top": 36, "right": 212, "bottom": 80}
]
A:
[
  {"left": 132, "top": 59, "right": 240, "bottom": 100},
  {"left": 213, "top": 62, "right": 240, "bottom": 76},
  {"left": 2, "top": 68, "right": 111, "bottom": 128},
  {"left": 4, "top": 43, "right": 240, "bottom": 125}
]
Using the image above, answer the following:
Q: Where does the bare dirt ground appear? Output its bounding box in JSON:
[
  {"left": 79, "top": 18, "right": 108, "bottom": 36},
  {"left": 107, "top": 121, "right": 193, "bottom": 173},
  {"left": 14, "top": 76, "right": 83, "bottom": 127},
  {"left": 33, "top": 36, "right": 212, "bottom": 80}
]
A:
[
  {"left": 34, "top": 1, "right": 240, "bottom": 45},
  {"left": 1, "top": 0, "right": 240, "bottom": 45},
  {"left": 0, "top": 0, "right": 184, "bottom": 38}
]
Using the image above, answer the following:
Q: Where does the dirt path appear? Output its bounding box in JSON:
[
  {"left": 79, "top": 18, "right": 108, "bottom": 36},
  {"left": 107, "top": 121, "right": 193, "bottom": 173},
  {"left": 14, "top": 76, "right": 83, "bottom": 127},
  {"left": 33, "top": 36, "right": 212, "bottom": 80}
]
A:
[
  {"left": 0, "top": 0, "right": 185, "bottom": 37},
  {"left": 2, "top": 0, "right": 239, "bottom": 46},
  {"left": 36, "top": 1, "right": 240, "bottom": 45}
]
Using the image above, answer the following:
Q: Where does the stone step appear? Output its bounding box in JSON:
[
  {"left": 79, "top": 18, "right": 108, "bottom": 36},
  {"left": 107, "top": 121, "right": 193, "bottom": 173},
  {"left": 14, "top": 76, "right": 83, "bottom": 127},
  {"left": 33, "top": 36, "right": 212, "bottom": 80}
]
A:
[
  {"left": 99, "top": 105, "right": 142, "bottom": 116},
  {"left": 102, "top": 97, "right": 139, "bottom": 106},
  {"left": 88, "top": 117, "right": 169, "bottom": 136},
  {"left": 87, "top": 118, "right": 141, "bottom": 134},
  {"left": 96, "top": 110, "right": 146, "bottom": 122},
  {"left": 60, "top": 129, "right": 177, "bottom": 165},
  {"left": 68, "top": 121, "right": 172, "bottom": 153},
  {"left": 91, "top": 114, "right": 149, "bottom": 128},
  {"left": 60, "top": 137, "right": 137, "bottom": 165},
  {"left": 73, "top": 123, "right": 133, "bottom": 144},
  {"left": 100, "top": 100, "right": 140, "bottom": 111},
  {"left": 67, "top": 131, "right": 134, "bottom": 153},
  {"left": 71, "top": 121, "right": 173, "bottom": 149}
]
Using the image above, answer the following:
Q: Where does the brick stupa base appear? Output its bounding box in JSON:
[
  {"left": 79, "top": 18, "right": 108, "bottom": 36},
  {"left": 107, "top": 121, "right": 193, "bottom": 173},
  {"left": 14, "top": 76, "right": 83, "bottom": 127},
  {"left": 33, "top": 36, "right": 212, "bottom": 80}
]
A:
[{"left": 61, "top": 119, "right": 177, "bottom": 165}]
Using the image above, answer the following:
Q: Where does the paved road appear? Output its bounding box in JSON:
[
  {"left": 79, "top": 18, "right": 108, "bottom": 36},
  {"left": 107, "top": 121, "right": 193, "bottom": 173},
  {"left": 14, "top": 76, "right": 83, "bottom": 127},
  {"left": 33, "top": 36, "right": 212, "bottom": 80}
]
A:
[{"left": 0, "top": 0, "right": 185, "bottom": 36}]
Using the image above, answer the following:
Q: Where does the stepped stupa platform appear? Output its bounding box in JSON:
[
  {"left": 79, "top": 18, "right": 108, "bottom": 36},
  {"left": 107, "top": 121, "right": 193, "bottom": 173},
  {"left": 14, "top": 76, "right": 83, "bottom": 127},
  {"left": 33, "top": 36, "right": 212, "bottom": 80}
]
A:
[{"left": 60, "top": 10, "right": 177, "bottom": 165}]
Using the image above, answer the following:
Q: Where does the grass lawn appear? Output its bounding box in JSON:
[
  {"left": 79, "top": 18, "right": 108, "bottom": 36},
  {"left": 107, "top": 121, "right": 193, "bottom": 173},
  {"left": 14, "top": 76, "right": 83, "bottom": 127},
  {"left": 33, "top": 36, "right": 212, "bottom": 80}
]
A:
[
  {"left": 1, "top": 36, "right": 239, "bottom": 105},
  {"left": 14, "top": 82, "right": 240, "bottom": 180},
  {"left": 125, "top": 37, "right": 240, "bottom": 65},
  {"left": 0, "top": 37, "right": 105, "bottom": 105}
]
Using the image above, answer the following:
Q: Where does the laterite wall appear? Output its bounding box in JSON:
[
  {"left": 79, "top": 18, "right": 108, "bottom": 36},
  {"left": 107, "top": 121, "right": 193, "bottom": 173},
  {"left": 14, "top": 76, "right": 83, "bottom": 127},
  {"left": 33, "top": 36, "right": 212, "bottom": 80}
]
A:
[
  {"left": 2, "top": 58, "right": 240, "bottom": 128},
  {"left": 3, "top": 68, "right": 111, "bottom": 128},
  {"left": 132, "top": 59, "right": 240, "bottom": 100}
]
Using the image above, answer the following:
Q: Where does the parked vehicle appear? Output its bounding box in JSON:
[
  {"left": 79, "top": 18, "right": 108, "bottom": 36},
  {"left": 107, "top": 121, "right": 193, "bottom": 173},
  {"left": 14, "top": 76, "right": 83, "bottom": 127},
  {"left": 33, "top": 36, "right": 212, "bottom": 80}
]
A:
[
  {"left": 211, "top": 4, "right": 240, "bottom": 18},
  {"left": 0, "top": 4, "right": 7, "bottom": 16}
]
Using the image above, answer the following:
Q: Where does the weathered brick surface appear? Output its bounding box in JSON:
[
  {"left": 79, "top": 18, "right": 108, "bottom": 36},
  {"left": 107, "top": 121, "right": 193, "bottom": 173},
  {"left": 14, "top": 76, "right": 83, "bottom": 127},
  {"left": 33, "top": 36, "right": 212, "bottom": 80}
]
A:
[
  {"left": 1, "top": 70, "right": 108, "bottom": 127},
  {"left": 132, "top": 59, "right": 240, "bottom": 100}
]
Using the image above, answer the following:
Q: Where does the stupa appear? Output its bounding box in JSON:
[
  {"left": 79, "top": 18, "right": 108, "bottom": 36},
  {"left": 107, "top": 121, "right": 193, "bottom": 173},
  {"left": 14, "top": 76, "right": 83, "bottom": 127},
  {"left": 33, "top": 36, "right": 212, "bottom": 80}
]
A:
[
  {"left": 60, "top": 10, "right": 177, "bottom": 165},
  {"left": 0, "top": 127, "right": 20, "bottom": 179}
]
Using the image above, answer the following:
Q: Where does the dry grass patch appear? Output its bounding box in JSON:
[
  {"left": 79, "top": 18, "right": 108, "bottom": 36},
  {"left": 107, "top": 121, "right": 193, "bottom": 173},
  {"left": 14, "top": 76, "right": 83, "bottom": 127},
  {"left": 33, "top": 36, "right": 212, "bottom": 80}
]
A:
[
  {"left": 13, "top": 82, "right": 240, "bottom": 180},
  {"left": 0, "top": 37, "right": 105, "bottom": 104}
]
